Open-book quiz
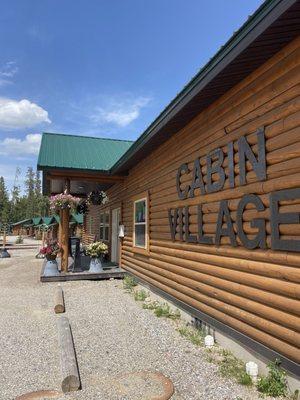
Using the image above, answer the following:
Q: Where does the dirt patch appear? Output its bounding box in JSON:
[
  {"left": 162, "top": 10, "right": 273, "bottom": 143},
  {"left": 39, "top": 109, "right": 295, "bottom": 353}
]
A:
[
  {"left": 88, "top": 371, "right": 174, "bottom": 400},
  {"left": 15, "top": 390, "right": 61, "bottom": 399}
]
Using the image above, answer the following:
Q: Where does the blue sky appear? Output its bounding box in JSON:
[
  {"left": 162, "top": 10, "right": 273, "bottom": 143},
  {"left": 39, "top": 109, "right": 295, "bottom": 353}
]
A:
[{"left": 0, "top": 0, "right": 263, "bottom": 191}]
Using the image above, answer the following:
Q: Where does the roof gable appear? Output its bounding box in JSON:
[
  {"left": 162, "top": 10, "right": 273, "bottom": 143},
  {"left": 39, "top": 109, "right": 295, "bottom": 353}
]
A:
[{"left": 32, "top": 217, "right": 42, "bottom": 226}]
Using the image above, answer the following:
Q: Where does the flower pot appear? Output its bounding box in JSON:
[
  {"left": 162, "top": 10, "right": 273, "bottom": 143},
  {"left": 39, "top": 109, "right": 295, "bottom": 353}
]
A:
[
  {"left": 44, "top": 259, "right": 59, "bottom": 276},
  {"left": 89, "top": 257, "right": 103, "bottom": 273}
]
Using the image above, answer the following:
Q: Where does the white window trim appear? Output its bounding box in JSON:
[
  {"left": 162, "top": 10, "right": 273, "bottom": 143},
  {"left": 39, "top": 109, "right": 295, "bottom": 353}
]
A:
[
  {"left": 133, "top": 197, "right": 148, "bottom": 249},
  {"left": 99, "top": 210, "right": 110, "bottom": 241}
]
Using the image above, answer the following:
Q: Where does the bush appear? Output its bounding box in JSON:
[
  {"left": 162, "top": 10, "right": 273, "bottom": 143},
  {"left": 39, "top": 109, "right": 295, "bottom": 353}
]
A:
[
  {"left": 123, "top": 275, "right": 138, "bottom": 291},
  {"left": 15, "top": 235, "right": 23, "bottom": 244},
  {"left": 154, "top": 302, "right": 181, "bottom": 319},
  {"left": 257, "top": 359, "right": 287, "bottom": 397},
  {"left": 134, "top": 289, "right": 148, "bottom": 301}
]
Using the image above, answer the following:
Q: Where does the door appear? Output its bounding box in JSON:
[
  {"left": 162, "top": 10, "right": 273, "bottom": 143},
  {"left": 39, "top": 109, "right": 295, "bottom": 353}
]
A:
[{"left": 111, "top": 208, "right": 121, "bottom": 264}]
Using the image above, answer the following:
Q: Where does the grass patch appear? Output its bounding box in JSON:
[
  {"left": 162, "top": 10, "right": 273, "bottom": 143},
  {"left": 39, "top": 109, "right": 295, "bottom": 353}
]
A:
[
  {"left": 177, "top": 325, "right": 205, "bottom": 346},
  {"left": 257, "top": 359, "right": 288, "bottom": 397},
  {"left": 134, "top": 289, "right": 148, "bottom": 301},
  {"left": 216, "top": 349, "right": 252, "bottom": 386},
  {"left": 123, "top": 275, "right": 138, "bottom": 292},
  {"left": 142, "top": 301, "right": 159, "bottom": 310},
  {"left": 154, "top": 303, "right": 181, "bottom": 319},
  {"left": 142, "top": 300, "right": 180, "bottom": 319}
]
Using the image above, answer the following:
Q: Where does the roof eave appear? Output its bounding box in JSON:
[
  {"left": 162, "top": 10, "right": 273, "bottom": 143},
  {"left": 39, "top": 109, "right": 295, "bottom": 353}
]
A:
[{"left": 111, "top": 0, "right": 299, "bottom": 174}]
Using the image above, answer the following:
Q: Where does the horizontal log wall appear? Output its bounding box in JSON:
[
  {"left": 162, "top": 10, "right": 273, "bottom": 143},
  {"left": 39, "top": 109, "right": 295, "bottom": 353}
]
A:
[
  {"left": 82, "top": 205, "right": 101, "bottom": 245},
  {"left": 94, "top": 37, "right": 300, "bottom": 365}
]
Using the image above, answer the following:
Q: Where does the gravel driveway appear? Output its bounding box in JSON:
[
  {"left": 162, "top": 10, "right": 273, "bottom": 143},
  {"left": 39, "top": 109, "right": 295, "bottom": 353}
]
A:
[{"left": 0, "top": 247, "right": 272, "bottom": 400}]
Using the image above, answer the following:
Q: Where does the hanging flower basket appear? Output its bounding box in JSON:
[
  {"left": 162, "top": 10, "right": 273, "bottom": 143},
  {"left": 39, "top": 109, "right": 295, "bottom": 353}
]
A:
[
  {"left": 50, "top": 193, "right": 81, "bottom": 213},
  {"left": 87, "top": 190, "right": 109, "bottom": 206}
]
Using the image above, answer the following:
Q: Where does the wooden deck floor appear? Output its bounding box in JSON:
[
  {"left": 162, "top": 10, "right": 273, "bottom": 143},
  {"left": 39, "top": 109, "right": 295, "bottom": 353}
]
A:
[{"left": 40, "top": 258, "right": 126, "bottom": 282}]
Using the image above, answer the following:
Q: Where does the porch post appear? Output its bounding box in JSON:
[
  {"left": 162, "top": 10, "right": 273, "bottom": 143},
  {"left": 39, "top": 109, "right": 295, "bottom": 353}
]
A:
[
  {"left": 61, "top": 179, "right": 70, "bottom": 273},
  {"left": 61, "top": 208, "right": 69, "bottom": 272}
]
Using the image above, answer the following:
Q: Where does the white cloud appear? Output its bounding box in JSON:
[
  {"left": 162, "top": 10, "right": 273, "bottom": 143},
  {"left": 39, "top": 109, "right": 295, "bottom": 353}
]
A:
[
  {"left": 91, "top": 96, "right": 151, "bottom": 127},
  {"left": 0, "top": 98, "right": 51, "bottom": 129},
  {"left": 0, "top": 133, "right": 42, "bottom": 157},
  {"left": 0, "top": 61, "right": 18, "bottom": 87}
]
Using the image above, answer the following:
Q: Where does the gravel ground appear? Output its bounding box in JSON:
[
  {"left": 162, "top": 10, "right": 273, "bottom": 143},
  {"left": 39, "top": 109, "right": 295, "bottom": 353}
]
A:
[{"left": 0, "top": 247, "right": 279, "bottom": 400}]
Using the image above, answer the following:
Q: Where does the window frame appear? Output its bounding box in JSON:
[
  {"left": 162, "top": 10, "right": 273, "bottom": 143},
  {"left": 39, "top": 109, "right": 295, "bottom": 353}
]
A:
[
  {"left": 133, "top": 192, "right": 149, "bottom": 254},
  {"left": 99, "top": 209, "right": 110, "bottom": 241}
]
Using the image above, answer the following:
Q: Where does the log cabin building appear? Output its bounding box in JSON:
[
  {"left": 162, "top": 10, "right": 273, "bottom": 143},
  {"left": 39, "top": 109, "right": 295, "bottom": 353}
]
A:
[{"left": 38, "top": 0, "right": 300, "bottom": 383}]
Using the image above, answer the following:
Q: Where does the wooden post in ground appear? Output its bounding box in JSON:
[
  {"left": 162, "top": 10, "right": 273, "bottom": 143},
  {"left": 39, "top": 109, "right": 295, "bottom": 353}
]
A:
[
  {"left": 57, "top": 316, "right": 80, "bottom": 393},
  {"left": 3, "top": 229, "right": 6, "bottom": 248},
  {"left": 61, "top": 208, "right": 69, "bottom": 273},
  {"left": 54, "top": 286, "right": 65, "bottom": 313},
  {"left": 42, "top": 229, "right": 45, "bottom": 248}
]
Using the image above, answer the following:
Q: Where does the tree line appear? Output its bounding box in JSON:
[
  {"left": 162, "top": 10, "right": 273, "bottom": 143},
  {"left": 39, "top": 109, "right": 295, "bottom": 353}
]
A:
[{"left": 0, "top": 167, "right": 49, "bottom": 226}]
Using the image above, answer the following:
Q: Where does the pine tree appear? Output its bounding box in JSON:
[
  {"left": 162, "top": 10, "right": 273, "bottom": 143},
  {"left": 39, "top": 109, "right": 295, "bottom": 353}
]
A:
[
  {"left": 25, "top": 167, "right": 36, "bottom": 218},
  {"left": 34, "top": 169, "right": 49, "bottom": 216},
  {"left": 10, "top": 167, "right": 23, "bottom": 223},
  {"left": 0, "top": 176, "right": 10, "bottom": 224}
]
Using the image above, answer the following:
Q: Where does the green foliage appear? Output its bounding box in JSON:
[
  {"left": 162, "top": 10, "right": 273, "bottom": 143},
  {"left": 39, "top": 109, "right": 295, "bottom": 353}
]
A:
[
  {"left": 86, "top": 241, "right": 108, "bottom": 257},
  {"left": 0, "top": 176, "right": 10, "bottom": 223},
  {"left": 142, "top": 301, "right": 159, "bottom": 310},
  {"left": 15, "top": 235, "right": 23, "bottom": 244},
  {"left": 217, "top": 349, "right": 252, "bottom": 386},
  {"left": 257, "top": 359, "right": 287, "bottom": 397},
  {"left": 153, "top": 302, "right": 181, "bottom": 319},
  {"left": 0, "top": 167, "right": 50, "bottom": 226},
  {"left": 178, "top": 325, "right": 205, "bottom": 346},
  {"left": 123, "top": 275, "right": 138, "bottom": 291},
  {"left": 142, "top": 300, "right": 180, "bottom": 319},
  {"left": 134, "top": 289, "right": 148, "bottom": 301}
]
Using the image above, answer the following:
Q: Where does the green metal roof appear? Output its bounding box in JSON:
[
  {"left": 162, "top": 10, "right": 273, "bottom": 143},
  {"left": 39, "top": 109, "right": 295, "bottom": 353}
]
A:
[
  {"left": 36, "top": 0, "right": 298, "bottom": 177},
  {"left": 71, "top": 213, "right": 83, "bottom": 224},
  {"left": 42, "top": 216, "right": 55, "bottom": 225},
  {"left": 38, "top": 132, "right": 133, "bottom": 172},
  {"left": 11, "top": 218, "right": 31, "bottom": 227},
  {"left": 32, "top": 217, "right": 42, "bottom": 226}
]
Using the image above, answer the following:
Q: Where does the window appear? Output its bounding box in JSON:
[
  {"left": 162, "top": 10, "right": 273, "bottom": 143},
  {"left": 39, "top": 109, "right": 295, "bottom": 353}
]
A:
[
  {"left": 134, "top": 197, "right": 148, "bottom": 249},
  {"left": 99, "top": 210, "right": 109, "bottom": 241}
]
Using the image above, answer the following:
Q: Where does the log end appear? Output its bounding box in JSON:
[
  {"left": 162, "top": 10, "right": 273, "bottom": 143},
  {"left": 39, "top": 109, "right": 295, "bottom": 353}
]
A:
[
  {"left": 61, "top": 375, "right": 80, "bottom": 393},
  {"left": 54, "top": 304, "right": 65, "bottom": 314}
]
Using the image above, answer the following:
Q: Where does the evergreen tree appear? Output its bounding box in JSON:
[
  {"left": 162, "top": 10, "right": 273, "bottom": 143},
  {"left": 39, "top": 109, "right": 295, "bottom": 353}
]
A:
[
  {"left": 34, "top": 170, "right": 49, "bottom": 216},
  {"left": 10, "top": 167, "right": 23, "bottom": 223},
  {"left": 0, "top": 176, "right": 10, "bottom": 224},
  {"left": 25, "top": 167, "right": 36, "bottom": 218}
]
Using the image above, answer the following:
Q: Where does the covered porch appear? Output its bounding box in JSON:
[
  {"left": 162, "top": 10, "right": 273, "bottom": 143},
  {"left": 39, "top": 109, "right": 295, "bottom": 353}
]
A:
[{"left": 37, "top": 133, "right": 132, "bottom": 280}]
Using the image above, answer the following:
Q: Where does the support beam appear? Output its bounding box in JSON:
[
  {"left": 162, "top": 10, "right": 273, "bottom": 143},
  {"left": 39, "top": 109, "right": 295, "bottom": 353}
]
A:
[{"left": 61, "top": 208, "right": 69, "bottom": 273}]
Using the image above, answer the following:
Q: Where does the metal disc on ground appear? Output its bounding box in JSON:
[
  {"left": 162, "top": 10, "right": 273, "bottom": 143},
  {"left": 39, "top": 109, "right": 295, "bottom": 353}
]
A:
[
  {"left": 15, "top": 390, "right": 61, "bottom": 400},
  {"left": 109, "top": 371, "right": 174, "bottom": 400}
]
